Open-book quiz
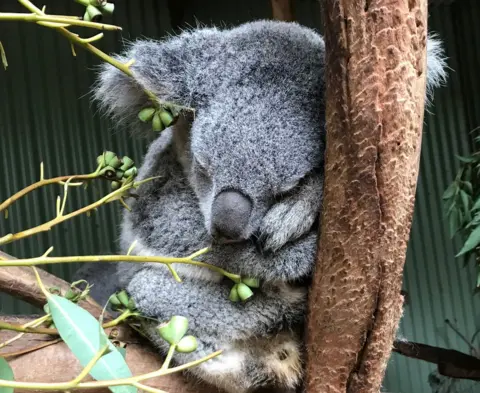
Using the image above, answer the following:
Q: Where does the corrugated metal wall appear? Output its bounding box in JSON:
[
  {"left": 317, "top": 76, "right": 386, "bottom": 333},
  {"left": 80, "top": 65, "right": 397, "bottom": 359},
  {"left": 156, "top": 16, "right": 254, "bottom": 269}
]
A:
[{"left": 0, "top": 1, "right": 479, "bottom": 392}]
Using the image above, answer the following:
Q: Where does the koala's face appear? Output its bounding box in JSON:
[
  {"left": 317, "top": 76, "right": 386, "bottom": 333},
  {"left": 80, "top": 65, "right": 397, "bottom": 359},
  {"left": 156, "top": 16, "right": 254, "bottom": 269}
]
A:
[
  {"left": 189, "top": 88, "right": 324, "bottom": 243},
  {"left": 181, "top": 22, "right": 326, "bottom": 244}
]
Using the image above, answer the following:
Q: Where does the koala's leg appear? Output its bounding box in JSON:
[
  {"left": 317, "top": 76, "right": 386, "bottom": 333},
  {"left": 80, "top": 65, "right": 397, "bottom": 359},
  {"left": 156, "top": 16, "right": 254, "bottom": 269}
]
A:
[{"left": 258, "top": 171, "right": 323, "bottom": 252}]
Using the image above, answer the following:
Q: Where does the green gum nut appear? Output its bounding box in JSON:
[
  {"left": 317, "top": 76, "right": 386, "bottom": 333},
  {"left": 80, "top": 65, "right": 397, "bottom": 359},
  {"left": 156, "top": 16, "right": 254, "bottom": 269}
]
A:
[
  {"left": 83, "top": 10, "right": 91, "bottom": 22},
  {"left": 108, "top": 156, "right": 122, "bottom": 169},
  {"left": 86, "top": 5, "right": 102, "bottom": 22},
  {"left": 229, "top": 284, "right": 240, "bottom": 302},
  {"left": 109, "top": 294, "right": 121, "bottom": 307},
  {"left": 157, "top": 316, "right": 188, "bottom": 345},
  {"left": 97, "top": 151, "right": 116, "bottom": 167},
  {"left": 127, "top": 298, "right": 136, "bottom": 311},
  {"left": 43, "top": 304, "right": 50, "bottom": 314},
  {"left": 120, "top": 156, "right": 134, "bottom": 171},
  {"left": 159, "top": 110, "right": 174, "bottom": 127},
  {"left": 138, "top": 107, "right": 156, "bottom": 123},
  {"left": 115, "top": 170, "right": 124, "bottom": 181},
  {"left": 152, "top": 111, "right": 165, "bottom": 132},
  {"left": 100, "top": 3, "right": 115, "bottom": 15},
  {"left": 176, "top": 335, "right": 198, "bottom": 353},
  {"left": 242, "top": 277, "right": 260, "bottom": 288},
  {"left": 64, "top": 288, "right": 77, "bottom": 301},
  {"left": 237, "top": 283, "right": 254, "bottom": 301},
  {"left": 124, "top": 167, "right": 138, "bottom": 178},
  {"left": 111, "top": 181, "right": 121, "bottom": 191},
  {"left": 117, "top": 290, "right": 130, "bottom": 307}
]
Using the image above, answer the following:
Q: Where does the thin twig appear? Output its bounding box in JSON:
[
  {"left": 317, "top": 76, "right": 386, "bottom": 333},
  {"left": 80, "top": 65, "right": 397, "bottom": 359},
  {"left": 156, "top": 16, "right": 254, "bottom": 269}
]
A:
[{"left": 0, "top": 350, "right": 222, "bottom": 390}]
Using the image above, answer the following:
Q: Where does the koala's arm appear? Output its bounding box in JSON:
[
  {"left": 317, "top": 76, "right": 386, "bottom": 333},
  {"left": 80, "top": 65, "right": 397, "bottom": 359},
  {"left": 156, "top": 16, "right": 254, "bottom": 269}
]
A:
[
  {"left": 92, "top": 28, "right": 222, "bottom": 135},
  {"left": 125, "top": 266, "right": 306, "bottom": 342}
]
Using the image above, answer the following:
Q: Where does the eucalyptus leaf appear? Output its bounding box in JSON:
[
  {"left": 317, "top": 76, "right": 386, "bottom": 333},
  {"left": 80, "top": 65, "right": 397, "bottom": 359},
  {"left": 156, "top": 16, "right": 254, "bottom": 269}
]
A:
[
  {"left": 0, "top": 357, "right": 14, "bottom": 393},
  {"left": 455, "top": 155, "right": 476, "bottom": 163},
  {"left": 442, "top": 182, "right": 457, "bottom": 200},
  {"left": 47, "top": 295, "right": 136, "bottom": 393},
  {"left": 118, "top": 347, "right": 127, "bottom": 359},
  {"left": 456, "top": 225, "right": 480, "bottom": 257},
  {"left": 471, "top": 197, "right": 480, "bottom": 212},
  {"left": 462, "top": 181, "right": 473, "bottom": 194}
]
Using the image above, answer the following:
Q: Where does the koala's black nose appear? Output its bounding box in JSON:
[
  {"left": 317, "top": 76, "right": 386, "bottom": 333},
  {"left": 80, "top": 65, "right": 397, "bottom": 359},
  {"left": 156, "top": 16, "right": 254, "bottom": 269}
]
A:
[{"left": 211, "top": 190, "right": 252, "bottom": 240}]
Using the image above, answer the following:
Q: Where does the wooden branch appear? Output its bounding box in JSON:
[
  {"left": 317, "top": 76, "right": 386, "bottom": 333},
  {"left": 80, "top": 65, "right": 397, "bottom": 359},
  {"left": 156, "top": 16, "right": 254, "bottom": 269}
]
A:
[
  {"left": 271, "top": 0, "right": 295, "bottom": 22},
  {"left": 306, "top": 1, "right": 428, "bottom": 392},
  {"left": 393, "top": 340, "right": 480, "bottom": 381},
  {"left": 0, "top": 251, "right": 221, "bottom": 393}
]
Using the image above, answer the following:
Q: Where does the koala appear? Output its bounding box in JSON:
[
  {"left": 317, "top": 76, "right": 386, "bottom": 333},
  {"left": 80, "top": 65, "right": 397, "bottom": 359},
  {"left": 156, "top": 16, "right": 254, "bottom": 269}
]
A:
[{"left": 78, "top": 20, "right": 447, "bottom": 393}]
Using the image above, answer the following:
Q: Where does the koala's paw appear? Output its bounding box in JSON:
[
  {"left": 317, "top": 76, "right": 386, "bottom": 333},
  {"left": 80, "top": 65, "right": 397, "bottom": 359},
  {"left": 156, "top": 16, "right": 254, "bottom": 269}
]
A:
[{"left": 258, "top": 173, "right": 323, "bottom": 252}]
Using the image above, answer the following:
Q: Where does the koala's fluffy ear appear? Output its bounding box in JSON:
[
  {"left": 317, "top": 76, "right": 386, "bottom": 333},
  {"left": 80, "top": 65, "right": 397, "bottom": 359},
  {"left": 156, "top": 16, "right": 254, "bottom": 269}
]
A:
[
  {"left": 92, "top": 28, "right": 220, "bottom": 135},
  {"left": 426, "top": 33, "right": 448, "bottom": 105}
]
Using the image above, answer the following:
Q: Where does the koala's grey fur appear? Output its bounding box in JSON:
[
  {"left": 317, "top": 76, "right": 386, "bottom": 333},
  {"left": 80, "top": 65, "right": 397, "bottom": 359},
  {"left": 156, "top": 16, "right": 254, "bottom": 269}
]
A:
[{"left": 77, "top": 20, "right": 447, "bottom": 393}]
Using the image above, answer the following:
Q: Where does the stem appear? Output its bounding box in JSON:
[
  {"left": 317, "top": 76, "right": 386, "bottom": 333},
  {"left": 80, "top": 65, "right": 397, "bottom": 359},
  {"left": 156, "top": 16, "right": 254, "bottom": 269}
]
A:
[
  {"left": 0, "top": 12, "right": 120, "bottom": 30},
  {"left": 1, "top": 310, "right": 137, "bottom": 336},
  {"left": 0, "top": 173, "right": 98, "bottom": 213},
  {"left": 0, "top": 314, "right": 51, "bottom": 349},
  {"left": 0, "top": 253, "right": 241, "bottom": 282},
  {"left": 161, "top": 345, "right": 176, "bottom": 370},
  {"left": 0, "top": 350, "right": 222, "bottom": 390},
  {"left": 70, "top": 344, "right": 109, "bottom": 385},
  {"left": 102, "top": 310, "right": 135, "bottom": 328},
  {"left": 0, "top": 183, "right": 132, "bottom": 245},
  {"left": 0, "top": 321, "right": 57, "bottom": 335},
  {"left": 15, "top": 0, "right": 193, "bottom": 112}
]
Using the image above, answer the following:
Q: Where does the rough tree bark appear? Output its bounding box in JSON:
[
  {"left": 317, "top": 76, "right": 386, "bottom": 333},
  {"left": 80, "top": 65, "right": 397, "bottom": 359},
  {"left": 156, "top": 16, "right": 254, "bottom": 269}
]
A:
[
  {"left": 271, "top": 0, "right": 295, "bottom": 22},
  {"left": 306, "top": 1, "right": 428, "bottom": 393}
]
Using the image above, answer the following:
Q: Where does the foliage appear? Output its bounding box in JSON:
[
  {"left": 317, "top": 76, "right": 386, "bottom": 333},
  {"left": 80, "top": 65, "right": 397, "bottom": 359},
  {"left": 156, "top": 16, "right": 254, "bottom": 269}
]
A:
[{"left": 443, "top": 146, "right": 480, "bottom": 289}]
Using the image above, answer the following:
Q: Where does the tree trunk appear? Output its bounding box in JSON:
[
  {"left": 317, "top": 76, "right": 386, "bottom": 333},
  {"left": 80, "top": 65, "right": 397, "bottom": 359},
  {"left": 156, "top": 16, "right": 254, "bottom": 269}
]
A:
[{"left": 306, "top": 1, "right": 428, "bottom": 393}]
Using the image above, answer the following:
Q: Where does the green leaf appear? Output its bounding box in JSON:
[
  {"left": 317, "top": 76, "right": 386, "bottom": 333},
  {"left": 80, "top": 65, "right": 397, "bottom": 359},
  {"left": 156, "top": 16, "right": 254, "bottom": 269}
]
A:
[
  {"left": 460, "top": 190, "right": 472, "bottom": 223},
  {"left": 456, "top": 225, "right": 480, "bottom": 257},
  {"left": 47, "top": 295, "right": 136, "bottom": 393},
  {"left": 442, "top": 182, "right": 457, "bottom": 200},
  {"left": 118, "top": 347, "right": 127, "bottom": 359},
  {"left": 462, "top": 181, "right": 473, "bottom": 194},
  {"left": 477, "top": 270, "right": 480, "bottom": 288},
  {"left": 456, "top": 155, "right": 476, "bottom": 163},
  {"left": 471, "top": 197, "right": 480, "bottom": 212},
  {"left": 0, "top": 357, "right": 14, "bottom": 393}
]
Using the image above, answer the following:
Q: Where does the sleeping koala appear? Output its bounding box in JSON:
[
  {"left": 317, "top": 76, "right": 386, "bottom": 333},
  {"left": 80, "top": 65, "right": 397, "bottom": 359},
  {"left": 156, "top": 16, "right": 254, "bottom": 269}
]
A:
[{"left": 81, "top": 20, "right": 447, "bottom": 393}]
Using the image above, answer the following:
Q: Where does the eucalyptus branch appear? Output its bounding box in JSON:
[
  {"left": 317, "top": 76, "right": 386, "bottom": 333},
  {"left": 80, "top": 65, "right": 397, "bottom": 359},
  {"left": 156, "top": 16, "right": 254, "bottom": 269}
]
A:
[
  {"left": 0, "top": 12, "right": 120, "bottom": 30},
  {"left": 0, "top": 314, "right": 51, "bottom": 349},
  {"left": 7, "top": 0, "right": 193, "bottom": 112},
  {"left": 0, "top": 309, "right": 135, "bottom": 336},
  {"left": 0, "top": 181, "right": 136, "bottom": 245},
  {"left": 0, "top": 247, "right": 242, "bottom": 283},
  {"left": 0, "top": 167, "right": 101, "bottom": 213},
  {"left": 0, "top": 349, "right": 222, "bottom": 391}
]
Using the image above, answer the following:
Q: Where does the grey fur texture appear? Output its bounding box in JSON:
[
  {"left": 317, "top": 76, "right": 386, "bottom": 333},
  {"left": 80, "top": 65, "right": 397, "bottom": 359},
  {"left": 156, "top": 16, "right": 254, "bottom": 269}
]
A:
[{"left": 79, "top": 20, "right": 447, "bottom": 393}]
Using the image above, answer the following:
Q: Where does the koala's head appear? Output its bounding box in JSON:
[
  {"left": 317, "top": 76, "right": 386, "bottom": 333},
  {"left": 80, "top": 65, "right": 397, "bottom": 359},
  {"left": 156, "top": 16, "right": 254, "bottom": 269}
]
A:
[
  {"left": 94, "top": 20, "right": 447, "bottom": 243},
  {"left": 94, "top": 20, "right": 326, "bottom": 242}
]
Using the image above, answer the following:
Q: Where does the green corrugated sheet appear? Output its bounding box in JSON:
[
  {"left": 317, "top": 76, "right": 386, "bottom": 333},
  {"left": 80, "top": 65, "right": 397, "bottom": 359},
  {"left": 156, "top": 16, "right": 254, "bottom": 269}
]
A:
[{"left": 0, "top": 1, "right": 478, "bottom": 392}]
